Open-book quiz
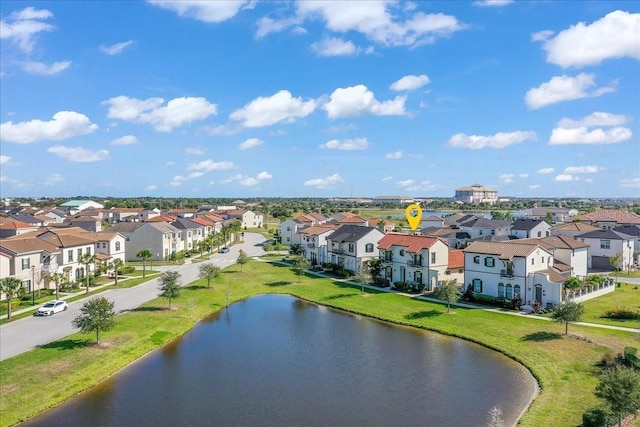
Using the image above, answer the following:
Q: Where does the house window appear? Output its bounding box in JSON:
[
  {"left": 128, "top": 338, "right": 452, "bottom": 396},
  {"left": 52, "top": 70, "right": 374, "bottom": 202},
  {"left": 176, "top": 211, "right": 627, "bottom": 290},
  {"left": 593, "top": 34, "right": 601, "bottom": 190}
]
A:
[
  {"left": 365, "top": 243, "right": 374, "bottom": 253},
  {"left": 531, "top": 258, "right": 534, "bottom": 265},
  {"left": 337, "top": 257, "right": 344, "bottom": 267},
  {"left": 541, "top": 257, "right": 544, "bottom": 264},
  {"left": 399, "top": 249, "right": 405, "bottom": 256},
  {"left": 498, "top": 282, "right": 505, "bottom": 298},
  {"left": 484, "top": 257, "right": 495, "bottom": 267},
  {"left": 348, "top": 243, "right": 355, "bottom": 252},
  {"left": 86, "top": 247, "right": 91, "bottom": 256},
  {"left": 600, "top": 240, "right": 611, "bottom": 249},
  {"left": 473, "top": 255, "right": 480, "bottom": 264},
  {"left": 431, "top": 252, "right": 436, "bottom": 264},
  {"left": 472, "top": 279, "right": 482, "bottom": 293},
  {"left": 286, "top": 226, "right": 291, "bottom": 231},
  {"left": 514, "top": 285, "right": 521, "bottom": 297},
  {"left": 115, "top": 242, "right": 121, "bottom": 251},
  {"left": 77, "top": 249, "right": 82, "bottom": 259},
  {"left": 68, "top": 250, "right": 73, "bottom": 262},
  {"left": 21, "top": 258, "right": 30, "bottom": 270},
  {"left": 506, "top": 284, "right": 513, "bottom": 299},
  {"left": 22, "top": 280, "right": 31, "bottom": 292},
  {"left": 537, "top": 231, "right": 542, "bottom": 237},
  {"left": 479, "top": 230, "right": 483, "bottom": 235}
]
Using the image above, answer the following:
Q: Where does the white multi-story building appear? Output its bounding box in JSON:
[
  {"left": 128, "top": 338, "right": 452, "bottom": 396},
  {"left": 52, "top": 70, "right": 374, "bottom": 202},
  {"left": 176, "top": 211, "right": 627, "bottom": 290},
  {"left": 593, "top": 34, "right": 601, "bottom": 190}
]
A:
[
  {"left": 454, "top": 184, "right": 498, "bottom": 205},
  {"left": 326, "top": 225, "right": 385, "bottom": 274}
]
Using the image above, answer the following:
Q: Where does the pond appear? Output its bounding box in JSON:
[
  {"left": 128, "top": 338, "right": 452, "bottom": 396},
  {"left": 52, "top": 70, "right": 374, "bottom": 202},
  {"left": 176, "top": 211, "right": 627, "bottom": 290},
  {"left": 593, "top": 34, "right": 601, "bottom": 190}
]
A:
[{"left": 25, "top": 294, "right": 537, "bottom": 427}]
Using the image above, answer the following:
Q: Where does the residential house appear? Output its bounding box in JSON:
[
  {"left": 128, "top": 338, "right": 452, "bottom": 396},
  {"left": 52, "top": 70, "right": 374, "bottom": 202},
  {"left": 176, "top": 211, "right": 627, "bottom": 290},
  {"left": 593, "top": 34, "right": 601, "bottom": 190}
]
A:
[
  {"left": 512, "top": 206, "right": 578, "bottom": 223},
  {"left": 138, "top": 208, "right": 161, "bottom": 222},
  {"left": 0, "top": 237, "right": 61, "bottom": 298},
  {"left": 420, "top": 215, "right": 444, "bottom": 230},
  {"left": 377, "top": 233, "right": 450, "bottom": 291},
  {"left": 42, "top": 208, "right": 68, "bottom": 223},
  {"left": 613, "top": 225, "right": 640, "bottom": 268},
  {"left": 58, "top": 200, "right": 104, "bottom": 215},
  {"left": 64, "top": 215, "right": 102, "bottom": 232},
  {"left": 297, "top": 224, "right": 340, "bottom": 266},
  {"left": 110, "top": 222, "right": 183, "bottom": 261},
  {"left": 7, "top": 213, "right": 49, "bottom": 227},
  {"left": 445, "top": 249, "right": 465, "bottom": 285},
  {"left": 108, "top": 207, "right": 144, "bottom": 223},
  {"left": 510, "top": 236, "right": 589, "bottom": 278},
  {"left": 279, "top": 214, "right": 326, "bottom": 245},
  {"left": 171, "top": 217, "right": 206, "bottom": 252},
  {"left": 0, "top": 218, "right": 39, "bottom": 239},
  {"left": 219, "top": 209, "right": 264, "bottom": 229},
  {"left": 575, "top": 209, "right": 640, "bottom": 229},
  {"left": 92, "top": 231, "right": 127, "bottom": 264},
  {"left": 457, "top": 217, "right": 512, "bottom": 240},
  {"left": 326, "top": 225, "right": 385, "bottom": 274},
  {"left": 550, "top": 222, "right": 600, "bottom": 239},
  {"left": 368, "top": 218, "right": 396, "bottom": 233},
  {"left": 576, "top": 229, "right": 636, "bottom": 271},
  {"left": 510, "top": 219, "right": 550, "bottom": 239},
  {"left": 167, "top": 208, "right": 197, "bottom": 219},
  {"left": 463, "top": 241, "right": 564, "bottom": 308},
  {"left": 422, "top": 227, "right": 472, "bottom": 249}
]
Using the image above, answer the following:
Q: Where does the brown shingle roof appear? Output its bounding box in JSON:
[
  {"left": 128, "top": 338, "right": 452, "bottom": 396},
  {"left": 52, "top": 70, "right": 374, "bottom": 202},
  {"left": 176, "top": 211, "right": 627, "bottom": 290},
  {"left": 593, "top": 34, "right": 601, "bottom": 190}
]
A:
[
  {"left": 577, "top": 209, "right": 640, "bottom": 225},
  {"left": 0, "top": 237, "right": 60, "bottom": 255}
]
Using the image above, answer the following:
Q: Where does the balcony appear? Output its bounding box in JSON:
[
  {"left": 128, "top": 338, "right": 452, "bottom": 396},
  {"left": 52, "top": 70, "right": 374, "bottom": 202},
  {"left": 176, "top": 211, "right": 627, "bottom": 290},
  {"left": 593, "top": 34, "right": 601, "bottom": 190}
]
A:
[
  {"left": 307, "top": 243, "right": 315, "bottom": 248},
  {"left": 407, "top": 260, "right": 423, "bottom": 267},
  {"left": 333, "top": 248, "right": 345, "bottom": 254},
  {"left": 380, "top": 255, "right": 393, "bottom": 263},
  {"left": 500, "top": 269, "right": 514, "bottom": 278}
]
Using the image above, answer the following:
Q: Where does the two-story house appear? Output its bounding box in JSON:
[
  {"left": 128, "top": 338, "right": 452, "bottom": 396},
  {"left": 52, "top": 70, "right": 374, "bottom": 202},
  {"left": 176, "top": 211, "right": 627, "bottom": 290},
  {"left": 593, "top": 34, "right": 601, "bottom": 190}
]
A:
[
  {"left": 575, "top": 209, "right": 640, "bottom": 230},
  {"left": 457, "top": 217, "right": 512, "bottom": 240},
  {"left": 0, "top": 237, "right": 61, "bottom": 297},
  {"left": 171, "top": 218, "right": 206, "bottom": 252},
  {"left": 110, "top": 222, "right": 184, "bottom": 261},
  {"left": 0, "top": 218, "right": 39, "bottom": 239},
  {"left": 550, "top": 222, "right": 600, "bottom": 239},
  {"left": 279, "top": 214, "right": 327, "bottom": 245},
  {"left": 509, "top": 236, "right": 589, "bottom": 278},
  {"left": 297, "top": 224, "right": 340, "bottom": 266},
  {"left": 575, "top": 229, "right": 636, "bottom": 271},
  {"left": 463, "top": 241, "right": 564, "bottom": 307},
  {"left": 325, "top": 225, "right": 385, "bottom": 274},
  {"left": 377, "top": 233, "right": 450, "bottom": 291},
  {"left": 510, "top": 219, "right": 550, "bottom": 239}
]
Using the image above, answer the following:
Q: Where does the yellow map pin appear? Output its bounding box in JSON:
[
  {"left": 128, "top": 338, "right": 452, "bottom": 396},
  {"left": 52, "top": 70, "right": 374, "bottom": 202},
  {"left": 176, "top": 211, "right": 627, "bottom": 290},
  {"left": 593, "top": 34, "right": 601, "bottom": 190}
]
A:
[{"left": 405, "top": 203, "right": 422, "bottom": 232}]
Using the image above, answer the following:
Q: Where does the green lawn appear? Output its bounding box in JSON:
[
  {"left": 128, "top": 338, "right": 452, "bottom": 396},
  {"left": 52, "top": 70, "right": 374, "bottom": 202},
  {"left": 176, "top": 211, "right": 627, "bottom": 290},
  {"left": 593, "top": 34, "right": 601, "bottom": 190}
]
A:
[
  {"left": 580, "top": 282, "right": 640, "bottom": 327},
  {"left": 0, "top": 260, "right": 638, "bottom": 427}
]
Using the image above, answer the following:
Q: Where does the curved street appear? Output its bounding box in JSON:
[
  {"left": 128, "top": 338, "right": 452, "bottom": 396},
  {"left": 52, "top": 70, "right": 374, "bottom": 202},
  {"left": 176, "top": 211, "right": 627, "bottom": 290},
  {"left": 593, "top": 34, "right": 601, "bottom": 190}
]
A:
[{"left": 0, "top": 232, "right": 266, "bottom": 361}]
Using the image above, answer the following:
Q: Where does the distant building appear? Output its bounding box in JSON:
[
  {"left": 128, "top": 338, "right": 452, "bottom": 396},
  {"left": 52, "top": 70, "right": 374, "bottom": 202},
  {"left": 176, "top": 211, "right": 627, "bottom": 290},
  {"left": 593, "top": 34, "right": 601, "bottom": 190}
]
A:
[
  {"left": 58, "top": 200, "right": 104, "bottom": 215},
  {"left": 372, "top": 196, "right": 415, "bottom": 205},
  {"left": 454, "top": 184, "right": 498, "bottom": 205}
]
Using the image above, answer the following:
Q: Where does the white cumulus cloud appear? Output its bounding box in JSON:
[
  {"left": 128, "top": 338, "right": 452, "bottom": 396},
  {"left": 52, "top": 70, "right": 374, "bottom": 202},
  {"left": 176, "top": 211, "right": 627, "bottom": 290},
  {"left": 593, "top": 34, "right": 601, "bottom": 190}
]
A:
[
  {"left": 537, "top": 167, "right": 555, "bottom": 174},
  {"left": 0, "top": 7, "right": 54, "bottom": 53},
  {"left": 146, "top": 185, "right": 158, "bottom": 191},
  {"left": 20, "top": 60, "right": 71, "bottom": 75},
  {"left": 103, "top": 95, "right": 217, "bottom": 131},
  {"left": 319, "top": 138, "right": 369, "bottom": 150},
  {"left": 525, "top": 73, "right": 616, "bottom": 110},
  {"left": 564, "top": 165, "right": 603, "bottom": 174},
  {"left": 187, "top": 159, "right": 235, "bottom": 171},
  {"left": 185, "top": 147, "right": 205, "bottom": 155},
  {"left": 447, "top": 130, "right": 536, "bottom": 149},
  {"left": 0, "top": 155, "right": 10, "bottom": 165},
  {"left": 111, "top": 135, "right": 138, "bottom": 145},
  {"left": 386, "top": 151, "right": 403, "bottom": 159},
  {"left": 230, "top": 90, "right": 316, "bottom": 127},
  {"left": 304, "top": 173, "right": 344, "bottom": 189},
  {"left": 473, "top": 0, "right": 514, "bottom": 6},
  {"left": 44, "top": 173, "right": 63, "bottom": 187},
  {"left": 238, "top": 138, "right": 264, "bottom": 150},
  {"left": 0, "top": 111, "right": 98, "bottom": 144},
  {"left": 620, "top": 177, "right": 640, "bottom": 188},
  {"left": 257, "top": 171, "right": 272, "bottom": 180},
  {"left": 536, "top": 10, "right": 640, "bottom": 68},
  {"left": 549, "top": 112, "right": 633, "bottom": 145},
  {"left": 323, "top": 84, "right": 406, "bottom": 118},
  {"left": 554, "top": 174, "right": 576, "bottom": 182},
  {"left": 47, "top": 146, "right": 109, "bottom": 162},
  {"left": 99, "top": 40, "right": 134, "bottom": 55},
  {"left": 310, "top": 37, "right": 358, "bottom": 56},
  {"left": 390, "top": 74, "right": 430, "bottom": 91},
  {"left": 147, "top": 1, "right": 254, "bottom": 23}
]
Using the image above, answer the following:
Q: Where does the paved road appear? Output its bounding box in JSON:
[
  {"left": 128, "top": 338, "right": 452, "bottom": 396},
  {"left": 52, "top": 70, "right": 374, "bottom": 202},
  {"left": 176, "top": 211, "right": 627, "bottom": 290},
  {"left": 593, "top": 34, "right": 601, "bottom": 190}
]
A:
[{"left": 0, "top": 232, "right": 266, "bottom": 361}]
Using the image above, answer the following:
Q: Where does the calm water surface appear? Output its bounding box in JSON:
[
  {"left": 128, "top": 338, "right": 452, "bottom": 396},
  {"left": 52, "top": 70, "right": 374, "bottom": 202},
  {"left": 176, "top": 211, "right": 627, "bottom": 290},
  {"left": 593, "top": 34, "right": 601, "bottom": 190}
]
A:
[{"left": 25, "top": 295, "right": 537, "bottom": 427}]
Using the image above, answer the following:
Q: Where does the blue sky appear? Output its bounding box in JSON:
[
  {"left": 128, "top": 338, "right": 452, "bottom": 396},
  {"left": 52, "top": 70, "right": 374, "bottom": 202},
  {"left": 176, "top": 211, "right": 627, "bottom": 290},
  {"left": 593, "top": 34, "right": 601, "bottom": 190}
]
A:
[{"left": 1, "top": 1, "right": 639, "bottom": 199}]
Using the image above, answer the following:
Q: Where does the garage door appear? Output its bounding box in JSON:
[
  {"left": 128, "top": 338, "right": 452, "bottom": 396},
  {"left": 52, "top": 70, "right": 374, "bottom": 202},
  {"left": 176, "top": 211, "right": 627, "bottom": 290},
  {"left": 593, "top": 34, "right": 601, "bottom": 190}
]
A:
[{"left": 591, "top": 256, "right": 613, "bottom": 270}]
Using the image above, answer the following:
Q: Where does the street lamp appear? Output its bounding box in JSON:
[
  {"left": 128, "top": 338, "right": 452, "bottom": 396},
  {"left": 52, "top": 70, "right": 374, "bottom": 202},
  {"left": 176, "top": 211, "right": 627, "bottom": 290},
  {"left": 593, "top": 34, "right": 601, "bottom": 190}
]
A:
[{"left": 31, "top": 265, "right": 35, "bottom": 306}]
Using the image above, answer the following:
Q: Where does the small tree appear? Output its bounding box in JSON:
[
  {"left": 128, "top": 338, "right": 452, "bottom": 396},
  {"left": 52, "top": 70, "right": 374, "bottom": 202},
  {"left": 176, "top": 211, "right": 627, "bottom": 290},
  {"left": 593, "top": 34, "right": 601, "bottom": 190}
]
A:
[
  {"left": 594, "top": 365, "right": 640, "bottom": 427},
  {"left": 136, "top": 249, "right": 153, "bottom": 277},
  {"left": 237, "top": 250, "right": 249, "bottom": 271},
  {"left": 48, "top": 272, "right": 64, "bottom": 300},
  {"left": 289, "top": 244, "right": 303, "bottom": 256},
  {"left": 109, "top": 258, "right": 124, "bottom": 286},
  {"left": 367, "top": 258, "right": 383, "bottom": 284},
  {"left": 0, "top": 277, "right": 24, "bottom": 319},
  {"left": 609, "top": 252, "right": 622, "bottom": 274},
  {"left": 79, "top": 252, "right": 97, "bottom": 294},
  {"left": 199, "top": 263, "right": 221, "bottom": 288},
  {"left": 71, "top": 297, "right": 116, "bottom": 345},
  {"left": 551, "top": 300, "right": 585, "bottom": 335},
  {"left": 291, "top": 256, "right": 310, "bottom": 282},
  {"left": 434, "top": 279, "right": 460, "bottom": 313},
  {"left": 158, "top": 271, "right": 181, "bottom": 309},
  {"left": 563, "top": 276, "right": 582, "bottom": 300}
]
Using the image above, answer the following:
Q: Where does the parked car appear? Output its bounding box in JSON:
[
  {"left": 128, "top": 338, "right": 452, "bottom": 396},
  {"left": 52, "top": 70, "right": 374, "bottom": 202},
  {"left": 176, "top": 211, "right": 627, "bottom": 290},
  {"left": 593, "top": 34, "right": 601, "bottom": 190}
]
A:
[
  {"left": 35, "top": 300, "right": 68, "bottom": 316},
  {"left": 220, "top": 247, "right": 229, "bottom": 253}
]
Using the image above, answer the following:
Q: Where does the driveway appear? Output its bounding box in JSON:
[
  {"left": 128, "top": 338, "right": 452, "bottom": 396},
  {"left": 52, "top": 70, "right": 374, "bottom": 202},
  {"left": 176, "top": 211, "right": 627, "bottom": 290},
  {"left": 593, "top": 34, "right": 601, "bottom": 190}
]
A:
[{"left": 0, "top": 232, "right": 266, "bottom": 361}]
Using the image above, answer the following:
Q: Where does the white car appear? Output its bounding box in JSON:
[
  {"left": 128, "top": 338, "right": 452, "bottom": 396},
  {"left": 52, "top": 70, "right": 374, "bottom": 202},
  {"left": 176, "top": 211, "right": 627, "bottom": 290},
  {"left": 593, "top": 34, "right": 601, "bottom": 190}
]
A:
[
  {"left": 35, "top": 300, "right": 68, "bottom": 316},
  {"left": 220, "top": 247, "right": 229, "bottom": 253}
]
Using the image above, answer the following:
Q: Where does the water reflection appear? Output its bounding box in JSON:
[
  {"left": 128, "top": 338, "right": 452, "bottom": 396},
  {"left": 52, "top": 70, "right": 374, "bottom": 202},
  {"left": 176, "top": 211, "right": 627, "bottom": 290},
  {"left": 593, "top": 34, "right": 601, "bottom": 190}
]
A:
[{"left": 24, "top": 294, "right": 536, "bottom": 427}]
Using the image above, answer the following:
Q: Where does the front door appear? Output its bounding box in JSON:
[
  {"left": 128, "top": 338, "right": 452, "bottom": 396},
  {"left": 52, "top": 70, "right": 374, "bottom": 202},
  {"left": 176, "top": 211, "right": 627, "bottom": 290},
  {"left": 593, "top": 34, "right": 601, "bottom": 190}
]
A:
[
  {"left": 400, "top": 266, "right": 406, "bottom": 282},
  {"left": 535, "top": 285, "right": 542, "bottom": 303}
]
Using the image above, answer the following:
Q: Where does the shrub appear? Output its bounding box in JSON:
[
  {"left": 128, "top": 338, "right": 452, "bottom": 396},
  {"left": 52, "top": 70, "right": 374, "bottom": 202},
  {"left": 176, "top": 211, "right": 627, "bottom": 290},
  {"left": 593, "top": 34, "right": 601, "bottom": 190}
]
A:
[
  {"left": 393, "top": 281, "right": 410, "bottom": 292},
  {"left": 624, "top": 347, "right": 640, "bottom": 369},
  {"left": 373, "top": 278, "right": 389, "bottom": 287},
  {"left": 0, "top": 299, "right": 21, "bottom": 314},
  {"left": 582, "top": 406, "right": 615, "bottom": 427},
  {"left": 119, "top": 266, "right": 136, "bottom": 275},
  {"left": 603, "top": 307, "right": 640, "bottom": 320},
  {"left": 413, "top": 282, "right": 426, "bottom": 293}
]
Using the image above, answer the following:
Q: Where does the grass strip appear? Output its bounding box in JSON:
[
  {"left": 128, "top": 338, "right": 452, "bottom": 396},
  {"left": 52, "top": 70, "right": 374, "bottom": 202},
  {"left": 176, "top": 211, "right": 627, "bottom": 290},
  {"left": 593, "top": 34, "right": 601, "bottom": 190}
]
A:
[{"left": 0, "top": 260, "right": 638, "bottom": 427}]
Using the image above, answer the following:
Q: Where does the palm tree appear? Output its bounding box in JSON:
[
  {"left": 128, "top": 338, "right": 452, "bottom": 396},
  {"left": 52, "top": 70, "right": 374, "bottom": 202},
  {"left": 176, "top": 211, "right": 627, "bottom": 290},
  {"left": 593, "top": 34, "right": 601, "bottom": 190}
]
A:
[
  {"left": 0, "top": 277, "right": 24, "bottom": 319},
  {"left": 136, "top": 249, "right": 153, "bottom": 278},
  {"left": 48, "top": 272, "right": 65, "bottom": 300},
  {"left": 108, "top": 258, "right": 124, "bottom": 286},
  {"left": 79, "top": 252, "right": 97, "bottom": 294}
]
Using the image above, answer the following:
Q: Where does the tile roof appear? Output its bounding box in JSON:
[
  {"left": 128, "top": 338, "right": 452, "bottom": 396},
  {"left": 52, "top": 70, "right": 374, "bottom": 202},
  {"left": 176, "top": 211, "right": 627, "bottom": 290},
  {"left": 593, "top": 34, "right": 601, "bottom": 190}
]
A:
[
  {"left": 550, "top": 222, "right": 599, "bottom": 233},
  {"left": 577, "top": 209, "right": 640, "bottom": 225},
  {"left": 464, "top": 241, "right": 541, "bottom": 259},
  {"left": 510, "top": 235, "right": 589, "bottom": 250},
  {"left": 298, "top": 224, "right": 340, "bottom": 235},
  {"left": 448, "top": 250, "right": 464, "bottom": 269},
  {"left": 0, "top": 218, "right": 37, "bottom": 230},
  {"left": 534, "top": 268, "right": 566, "bottom": 284},
  {"left": 377, "top": 233, "right": 445, "bottom": 252},
  {"left": 0, "top": 237, "right": 60, "bottom": 255}
]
